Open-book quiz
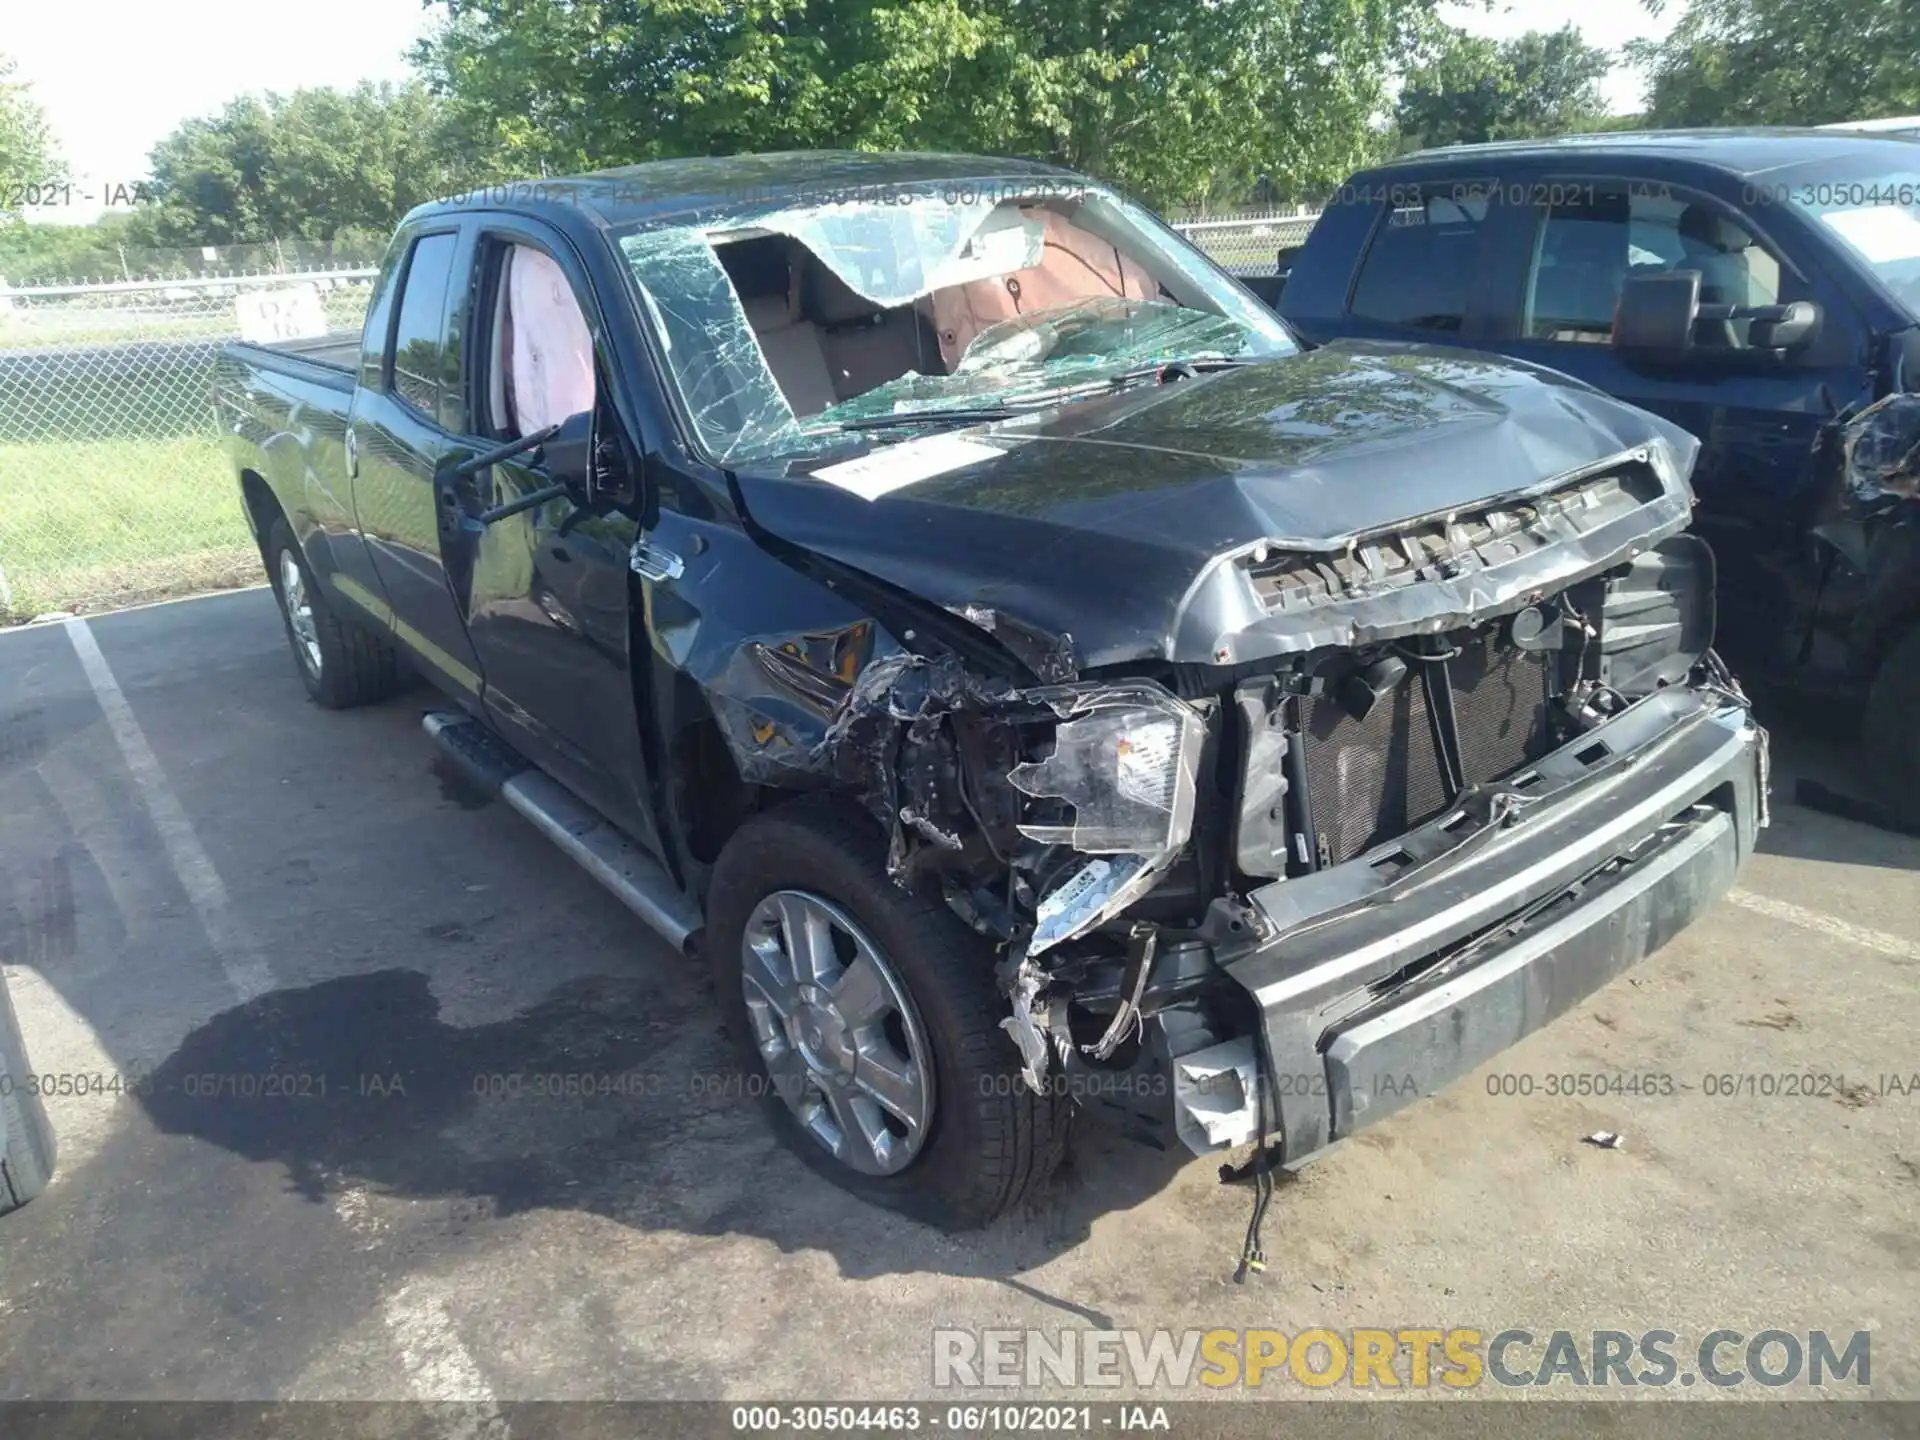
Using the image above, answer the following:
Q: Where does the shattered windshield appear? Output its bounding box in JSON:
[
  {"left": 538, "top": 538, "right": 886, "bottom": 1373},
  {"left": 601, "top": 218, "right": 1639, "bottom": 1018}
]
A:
[{"left": 614, "top": 181, "right": 1296, "bottom": 466}]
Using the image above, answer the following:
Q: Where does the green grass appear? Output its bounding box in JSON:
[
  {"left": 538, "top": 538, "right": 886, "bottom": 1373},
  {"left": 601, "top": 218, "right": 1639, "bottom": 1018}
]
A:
[{"left": 0, "top": 434, "right": 260, "bottom": 620}]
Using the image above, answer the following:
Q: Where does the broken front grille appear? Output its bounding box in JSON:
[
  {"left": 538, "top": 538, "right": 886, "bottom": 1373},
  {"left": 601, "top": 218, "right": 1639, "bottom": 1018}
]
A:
[
  {"left": 1244, "top": 465, "right": 1662, "bottom": 619},
  {"left": 1297, "top": 630, "right": 1554, "bottom": 866}
]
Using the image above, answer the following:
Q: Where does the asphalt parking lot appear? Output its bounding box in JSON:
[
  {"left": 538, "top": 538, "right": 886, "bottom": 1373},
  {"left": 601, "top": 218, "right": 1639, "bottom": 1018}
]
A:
[{"left": 1, "top": 587, "right": 1917, "bottom": 1411}]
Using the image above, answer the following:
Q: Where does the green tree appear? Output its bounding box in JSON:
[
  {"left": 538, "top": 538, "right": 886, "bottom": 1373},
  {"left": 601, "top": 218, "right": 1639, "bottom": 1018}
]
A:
[
  {"left": 0, "top": 212, "right": 142, "bottom": 284},
  {"left": 133, "top": 82, "right": 471, "bottom": 246},
  {"left": 1630, "top": 0, "right": 1920, "bottom": 127},
  {"left": 415, "top": 0, "right": 1438, "bottom": 209},
  {"left": 1, "top": 52, "right": 64, "bottom": 209},
  {"left": 1394, "top": 24, "right": 1614, "bottom": 149}
]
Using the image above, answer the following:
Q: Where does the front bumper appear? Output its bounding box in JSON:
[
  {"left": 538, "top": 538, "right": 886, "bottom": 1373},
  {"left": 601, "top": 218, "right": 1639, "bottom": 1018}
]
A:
[{"left": 1170, "top": 686, "right": 1765, "bottom": 1160}]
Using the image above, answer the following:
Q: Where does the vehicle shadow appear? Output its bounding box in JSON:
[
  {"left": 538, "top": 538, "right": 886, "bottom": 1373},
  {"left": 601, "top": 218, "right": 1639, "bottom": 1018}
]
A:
[
  {"left": 122, "top": 965, "right": 1191, "bottom": 1304},
  {"left": 1748, "top": 690, "right": 1920, "bottom": 871}
]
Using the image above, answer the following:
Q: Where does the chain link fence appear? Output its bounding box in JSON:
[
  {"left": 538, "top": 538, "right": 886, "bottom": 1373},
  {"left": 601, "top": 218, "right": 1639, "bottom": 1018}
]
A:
[
  {"left": 0, "top": 261, "right": 378, "bottom": 620},
  {"left": 1172, "top": 208, "right": 1322, "bottom": 273},
  {"left": 0, "top": 212, "right": 1316, "bottom": 622}
]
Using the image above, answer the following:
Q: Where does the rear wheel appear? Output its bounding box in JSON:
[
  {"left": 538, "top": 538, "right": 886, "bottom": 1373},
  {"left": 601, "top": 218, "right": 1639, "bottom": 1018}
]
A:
[
  {"left": 707, "top": 799, "right": 1069, "bottom": 1228},
  {"left": 1862, "top": 624, "right": 1920, "bottom": 832},
  {"left": 0, "top": 963, "right": 57, "bottom": 1214},
  {"left": 264, "top": 517, "right": 402, "bottom": 709}
]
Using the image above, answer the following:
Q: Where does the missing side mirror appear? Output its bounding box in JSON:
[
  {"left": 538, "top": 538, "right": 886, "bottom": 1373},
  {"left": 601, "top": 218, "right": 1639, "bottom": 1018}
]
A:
[{"left": 538, "top": 409, "right": 595, "bottom": 488}]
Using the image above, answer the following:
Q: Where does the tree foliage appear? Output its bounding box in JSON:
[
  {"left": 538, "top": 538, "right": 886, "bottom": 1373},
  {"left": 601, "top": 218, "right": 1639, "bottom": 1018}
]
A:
[
  {"left": 1394, "top": 25, "right": 1614, "bottom": 150},
  {"left": 134, "top": 82, "right": 468, "bottom": 245},
  {"left": 1, "top": 52, "right": 64, "bottom": 207},
  {"left": 415, "top": 0, "right": 1438, "bottom": 208},
  {"left": 0, "top": 212, "right": 143, "bottom": 284},
  {"left": 1630, "top": 0, "right": 1920, "bottom": 127}
]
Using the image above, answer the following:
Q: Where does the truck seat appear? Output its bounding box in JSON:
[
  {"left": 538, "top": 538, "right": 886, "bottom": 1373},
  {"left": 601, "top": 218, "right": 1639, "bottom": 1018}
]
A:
[
  {"left": 800, "top": 258, "right": 944, "bottom": 400},
  {"left": 742, "top": 293, "right": 838, "bottom": 417}
]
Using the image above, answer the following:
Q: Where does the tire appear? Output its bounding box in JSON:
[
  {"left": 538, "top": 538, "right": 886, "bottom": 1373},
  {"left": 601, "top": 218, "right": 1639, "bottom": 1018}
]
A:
[
  {"left": 264, "top": 516, "right": 402, "bottom": 709},
  {"left": 1861, "top": 623, "right": 1920, "bottom": 832},
  {"left": 0, "top": 964, "right": 57, "bottom": 1215},
  {"left": 707, "top": 798, "right": 1070, "bottom": 1229}
]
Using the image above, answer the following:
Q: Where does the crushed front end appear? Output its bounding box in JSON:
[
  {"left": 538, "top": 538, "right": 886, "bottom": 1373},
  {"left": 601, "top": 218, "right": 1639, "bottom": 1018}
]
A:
[{"left": 839, "top": 443, "right": 1767, "bottom": 1166}]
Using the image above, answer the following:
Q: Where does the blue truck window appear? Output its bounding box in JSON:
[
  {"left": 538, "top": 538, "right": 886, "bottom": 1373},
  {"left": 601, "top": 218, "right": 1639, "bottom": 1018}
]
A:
[
  {"left": 1526, "top": 188, "right": 1788, "bottom": 346},
  {"left": 1350, "top": 193, "right": 1487, "bottom": 332},
  {"left": 389, "top": 232, "right": 460, "bottom": 422}
]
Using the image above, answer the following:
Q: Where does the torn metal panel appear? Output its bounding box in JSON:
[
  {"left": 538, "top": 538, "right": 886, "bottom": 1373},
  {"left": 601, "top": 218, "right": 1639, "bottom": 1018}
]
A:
[
  {"left": 943, "top": 604, "right": 1080, "bottom": 684},
  {"left": 998, "top": 955, "right": 1052, "bottom": 1094},
  {"left": 1841, "top": 391, "right": 1920, "bottom": 505},
  {"left": 1172, "top": 449, "right": 1697, "bottom": 664},
  {"left": 700, "top": 619, "right": 894, "bottom": 786}
]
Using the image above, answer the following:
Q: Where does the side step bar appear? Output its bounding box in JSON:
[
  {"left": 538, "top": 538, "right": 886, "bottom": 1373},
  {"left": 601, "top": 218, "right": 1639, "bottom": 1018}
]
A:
[{"left": 423, "top": 712, "right": 704, "bottom": 953}]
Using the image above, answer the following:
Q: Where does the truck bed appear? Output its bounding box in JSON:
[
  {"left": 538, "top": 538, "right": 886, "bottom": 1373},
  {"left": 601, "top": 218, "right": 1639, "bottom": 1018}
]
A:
[{"left": 224, "top": 332, "right": 360, "bottom": 390}]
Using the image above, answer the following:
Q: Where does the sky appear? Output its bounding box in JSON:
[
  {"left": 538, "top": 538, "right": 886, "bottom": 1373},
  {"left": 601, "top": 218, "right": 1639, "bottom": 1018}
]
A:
[
  {"left": 9, "top": 0, "right": 429, "bottom": 210},
  {"left": 11, "top": 0, "right": 1675, "bottom": 221},
  {"left": 1440, "top": 0, "right": 1679, "bottom": 112}
]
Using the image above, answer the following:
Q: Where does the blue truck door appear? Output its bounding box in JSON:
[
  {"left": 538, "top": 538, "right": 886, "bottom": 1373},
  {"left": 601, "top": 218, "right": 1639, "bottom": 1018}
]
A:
[
  {"left": 1482, "top": 179, "right": 1875, "bottom": 659},
  {"left": 345, "top": 225, "right": 489, "bottom": 697},
  {"left": 436, "top": 219, "right": 664, "bottom": 859}
]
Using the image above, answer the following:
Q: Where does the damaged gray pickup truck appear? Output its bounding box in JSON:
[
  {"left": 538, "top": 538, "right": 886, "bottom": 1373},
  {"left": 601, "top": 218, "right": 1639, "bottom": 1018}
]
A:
[{"left": 217, "top": 152, "right": 1768, "bottom": 1231}]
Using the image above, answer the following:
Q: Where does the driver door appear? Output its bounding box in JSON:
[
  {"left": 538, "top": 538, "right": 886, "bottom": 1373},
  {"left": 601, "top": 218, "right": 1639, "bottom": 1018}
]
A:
[{"left": 442, "top": 220, "right": 663, "bottom": 857}]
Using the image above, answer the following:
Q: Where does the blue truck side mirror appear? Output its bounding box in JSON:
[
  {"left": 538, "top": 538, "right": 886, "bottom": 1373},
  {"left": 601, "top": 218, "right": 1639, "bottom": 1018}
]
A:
[
  {"left": 1614, "top": 271, "right": 1700, "bottom": 355},
  {"left": 1746, "top": 300, "right": 1822, "bottom": 352}
]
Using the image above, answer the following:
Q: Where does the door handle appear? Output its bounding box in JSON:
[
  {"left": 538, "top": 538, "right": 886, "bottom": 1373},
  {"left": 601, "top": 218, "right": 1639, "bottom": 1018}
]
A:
[
  {"left": 344, "top": 426, "right": 358, "bottom": 479},
  {"left": 630, "top": 539, "right": 684, "bottom": 582}
]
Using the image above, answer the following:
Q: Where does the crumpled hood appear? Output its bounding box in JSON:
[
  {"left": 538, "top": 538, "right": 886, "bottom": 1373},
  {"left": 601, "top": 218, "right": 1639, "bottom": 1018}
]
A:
[{"left": 734, "top": 339, "right": 1699, "bottom": 672}]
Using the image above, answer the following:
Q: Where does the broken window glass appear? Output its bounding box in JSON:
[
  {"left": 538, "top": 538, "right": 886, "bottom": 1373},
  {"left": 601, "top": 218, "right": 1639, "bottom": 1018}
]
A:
[{"left": 615, "top": 184, "right": 1297, "bottom": 468}]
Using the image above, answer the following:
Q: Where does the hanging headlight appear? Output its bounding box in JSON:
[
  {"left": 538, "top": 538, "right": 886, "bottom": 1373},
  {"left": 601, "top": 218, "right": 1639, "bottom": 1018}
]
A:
[{"left": 1008, "top": 681, "right": 1204, "bottom": 955}]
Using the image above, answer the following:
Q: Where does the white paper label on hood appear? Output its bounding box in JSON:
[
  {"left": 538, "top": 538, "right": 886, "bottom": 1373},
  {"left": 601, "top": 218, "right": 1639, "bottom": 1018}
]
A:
[{"left": 810, "top": 433, "right": 1004, "bottom": 501}]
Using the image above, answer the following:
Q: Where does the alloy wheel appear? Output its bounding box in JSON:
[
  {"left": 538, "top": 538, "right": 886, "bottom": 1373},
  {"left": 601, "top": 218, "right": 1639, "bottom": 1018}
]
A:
[
  {"left": 278, "top": 549, "right": 323, "bottom": 677},
  {"left": 739, "top": 890, "right": 934, "bottom": 1176}
]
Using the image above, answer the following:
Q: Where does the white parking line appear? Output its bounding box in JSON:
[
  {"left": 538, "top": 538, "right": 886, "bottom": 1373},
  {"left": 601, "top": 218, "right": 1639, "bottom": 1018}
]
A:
[
  {"left": 1726, "top": 888, "right": 1920, "bottom": 963},
  {"left": 383, "top": 1284, "right": 509, "bottom": 1435},
  {"left": 63, "top": 617, "right": 275, "bottom": 1002}
]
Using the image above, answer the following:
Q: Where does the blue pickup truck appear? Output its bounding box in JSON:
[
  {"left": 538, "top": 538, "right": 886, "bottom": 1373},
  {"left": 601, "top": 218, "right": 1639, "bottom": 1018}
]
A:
[{"left": 1277, "top": 130, "right": 1920, "bottom": 825}]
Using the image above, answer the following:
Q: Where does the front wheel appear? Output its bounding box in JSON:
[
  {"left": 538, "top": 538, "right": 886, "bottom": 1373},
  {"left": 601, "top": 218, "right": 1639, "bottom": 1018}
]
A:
[
  {"left": 264, "top": 517, "right": 402, "bottom": 709},
  {"left": 707, "top": 799, "right": 1069, "bottom": 1229}
]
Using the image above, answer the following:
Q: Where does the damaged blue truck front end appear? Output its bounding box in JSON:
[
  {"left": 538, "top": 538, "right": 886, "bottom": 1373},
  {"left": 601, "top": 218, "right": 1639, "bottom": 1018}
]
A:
[
  {"left": 222, "top": 153, "right": 1769, "bottom": 1227},
  {"left": 724, "top": 345, "right": 1768, "bottom": 1171}
]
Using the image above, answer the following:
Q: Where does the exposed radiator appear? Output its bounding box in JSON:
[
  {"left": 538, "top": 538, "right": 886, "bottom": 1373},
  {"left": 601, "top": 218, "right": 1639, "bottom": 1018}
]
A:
[
  {"left": 1300, "top": 673, "right": 1449, "bottom": 867},
  {"left": 1449, "top": 628, "right": 1553, "bottom": 795},
  {"left": 1299, "top": 632, "right": 1553, "bottom": 866}
]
